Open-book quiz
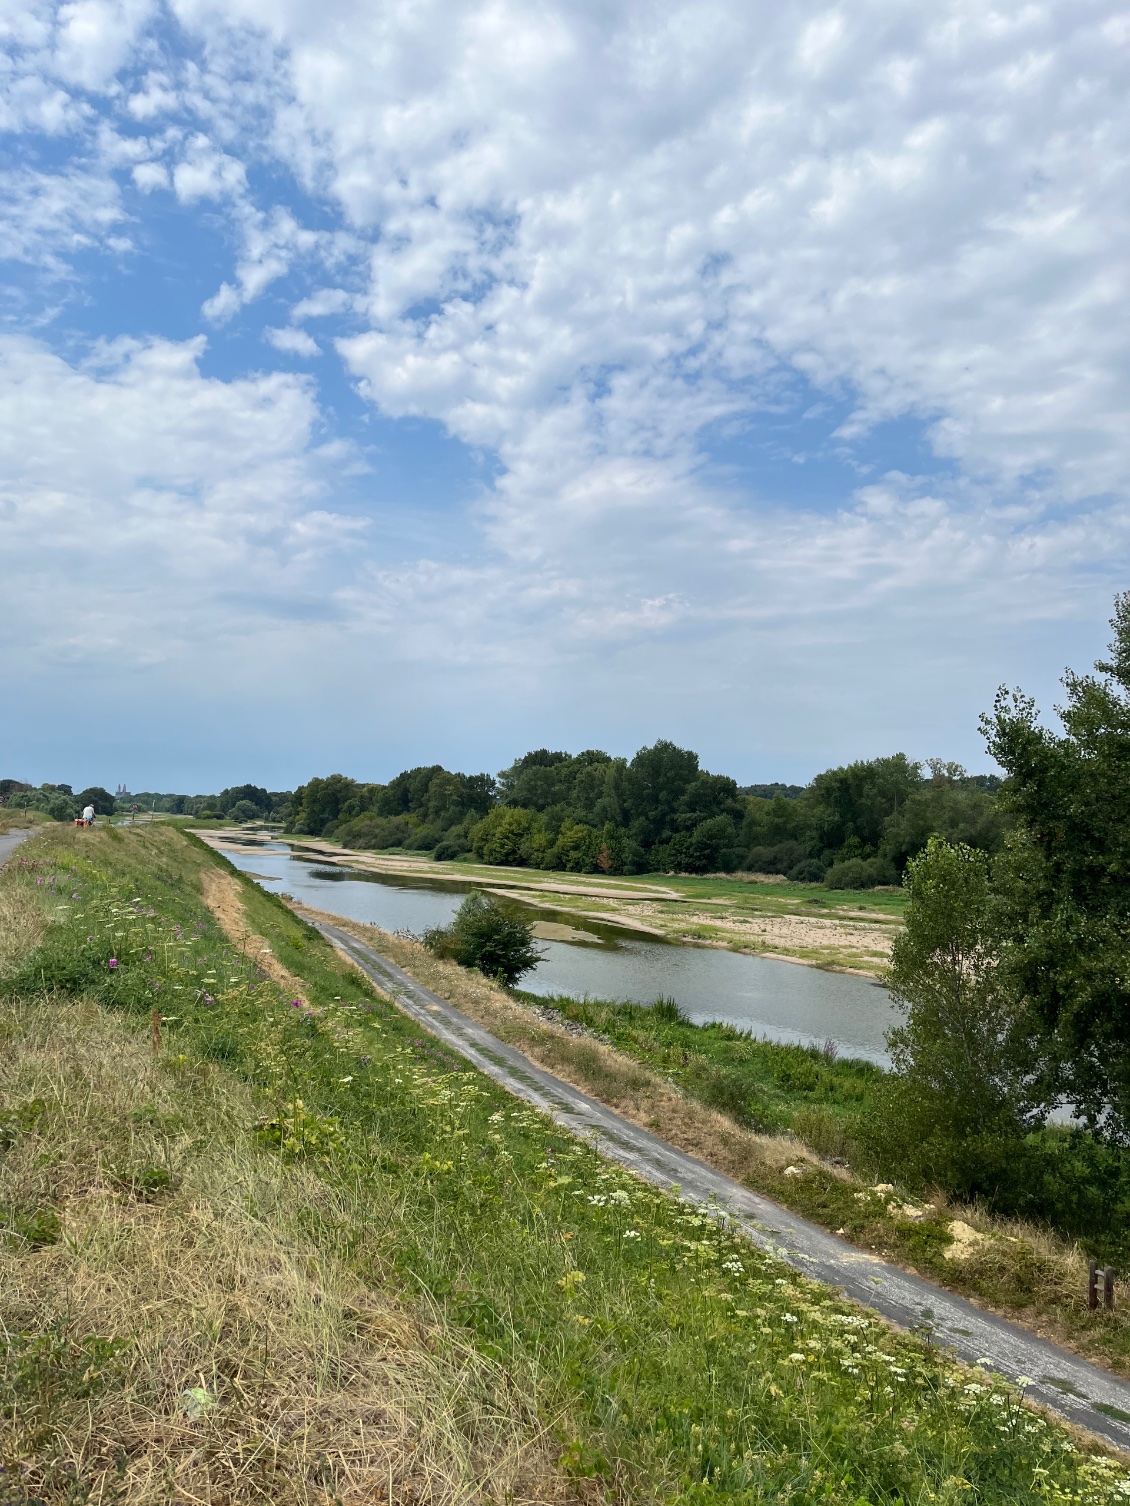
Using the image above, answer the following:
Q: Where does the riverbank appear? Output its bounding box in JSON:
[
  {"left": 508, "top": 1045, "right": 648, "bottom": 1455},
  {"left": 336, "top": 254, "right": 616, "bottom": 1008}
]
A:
[
  {"left": 198, "top": 829, "right": 903, "bottom": 977},
  {"left": 3, "top": 822, "right": 1128, "bottom": 1502},
  {"left": 301, "top": 904, "right": 1130, "bottom": 1387}
]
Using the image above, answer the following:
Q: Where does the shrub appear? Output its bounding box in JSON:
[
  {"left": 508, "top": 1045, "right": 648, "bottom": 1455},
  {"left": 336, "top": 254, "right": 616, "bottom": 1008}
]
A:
[
  {"left": 334, "top": 814, "right": 417, "bottom": 850},
  {"left": 468, "top": 807, "right": 541, "bottom": 866},
  {"left": 746, "top": 842, "right": 810, "bottom": 876},
  {"left": 432, "top": 832, "right": 470, "bottom": 861},
  {"left": 823, "top": 856, "right": 894, "bottom": 889},
  {"left": 423, "top": 893, "right": 542, "bottom": 986},
  {"left": 788, "top": 858, "right": 826, "bottom": 883}
]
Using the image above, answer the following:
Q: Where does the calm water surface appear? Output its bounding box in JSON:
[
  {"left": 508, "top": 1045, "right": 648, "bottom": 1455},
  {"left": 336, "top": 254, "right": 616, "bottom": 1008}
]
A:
[{"left": 223, "top": 843, "right": 897, "bottom": 1063}]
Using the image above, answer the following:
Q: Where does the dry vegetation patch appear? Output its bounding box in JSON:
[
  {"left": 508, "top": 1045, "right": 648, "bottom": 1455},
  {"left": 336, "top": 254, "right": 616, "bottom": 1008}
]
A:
[
  {"left": 200, "top": 865, "right": 310, "bottom": 1002},
  {"left": 0, "top": 996, "right": 567, "bottom": 1505}
]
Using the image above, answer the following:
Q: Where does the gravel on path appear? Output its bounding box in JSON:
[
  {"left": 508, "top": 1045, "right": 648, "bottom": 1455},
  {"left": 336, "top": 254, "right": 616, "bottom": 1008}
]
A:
[{"left": 316, "top": 916, "right": 1130, "bottom": 1452}]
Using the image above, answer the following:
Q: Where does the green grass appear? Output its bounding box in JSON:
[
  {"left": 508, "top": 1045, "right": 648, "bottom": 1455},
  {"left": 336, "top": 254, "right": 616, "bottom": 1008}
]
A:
[
  {"left": 2, "top": 824, "right": 1128, "bottom": 1504},
  {"left": 519, "top": 991, "right": 880, "bottom": 1152}
]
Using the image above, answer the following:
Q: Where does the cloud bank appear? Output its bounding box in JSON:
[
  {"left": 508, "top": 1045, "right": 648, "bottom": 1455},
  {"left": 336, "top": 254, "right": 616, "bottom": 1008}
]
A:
[{"left": 2, "top": 0, "right": 1129, "bottom": 784}]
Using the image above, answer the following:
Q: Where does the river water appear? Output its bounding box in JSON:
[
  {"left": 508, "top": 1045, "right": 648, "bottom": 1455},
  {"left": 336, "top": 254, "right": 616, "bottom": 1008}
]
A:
[{"left": 221, "top": 842, "right": 897, "bottom": 1064}]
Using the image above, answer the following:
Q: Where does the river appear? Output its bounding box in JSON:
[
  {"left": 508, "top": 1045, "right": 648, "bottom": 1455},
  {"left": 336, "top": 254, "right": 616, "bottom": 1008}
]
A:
[{"left": 221, "top": 842, "right": 897, "bottom": 1064}]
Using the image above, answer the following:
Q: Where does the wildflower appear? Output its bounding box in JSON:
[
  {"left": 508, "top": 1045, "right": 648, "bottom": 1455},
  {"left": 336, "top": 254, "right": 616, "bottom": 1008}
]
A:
[
  {"left": 625, "top": 1229, "right": 642, "bottom": 1239},
  {"left": 108, "top": 958, "right": 119, "bottom": 969},
  {"left": 781, "top": 1313, "right": 798, "bottom": 1324}
]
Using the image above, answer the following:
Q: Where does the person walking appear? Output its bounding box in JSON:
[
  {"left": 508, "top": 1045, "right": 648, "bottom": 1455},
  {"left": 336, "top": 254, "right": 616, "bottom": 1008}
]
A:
[{"left": 82, "top": 803, "right": 95, "bottom": 827}]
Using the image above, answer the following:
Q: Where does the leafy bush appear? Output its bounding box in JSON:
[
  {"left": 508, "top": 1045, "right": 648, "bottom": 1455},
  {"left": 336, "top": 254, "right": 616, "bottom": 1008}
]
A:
[
  {"left": 788, "top": 858, "right": 826, "bottom": 883},
  {"left": 432, "top": 832, "right": 470, "bottom": 861},
  {"left": 423, "top": 893, "right": 543, "bottom": 986},
  {"left": 334, "top": 814, "right": 418, "bottom": 850},
  {"left": 468, "top": 807, "right": 541, "bottom": 866},
  {"left": 745, "top": 841, "right": 810, "bottom": 876},
  {"left": 823, "top": 856, "right": 895, "bottom": 889}
]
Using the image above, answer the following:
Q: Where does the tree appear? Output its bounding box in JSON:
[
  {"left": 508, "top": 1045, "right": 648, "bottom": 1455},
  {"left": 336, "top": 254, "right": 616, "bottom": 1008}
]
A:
[
  {"left": 286, "top": 774, "right": 362, "bottom": 835},
  {"left": 879, "top": 763, "right": 1008, "bottom": 874},
  {"left": 624, "top": 740, "right": 700, "bottom": 845},
  {"left": 864, "top": 838, "right": 1050, "bottom": 1189},
  {"left": 469, "top": 807, "right": 540, "bottom": 866},
  {"left": 984, "top": 592, "right": 1130, "bottom": 1138},
  {"left": 76, "top": 786, "right": 115, "bottom": 816},
  {"left": 423, "top": 893, "right": 542, "bottom": 986},
  {"left": 801, "top": 754, "right": 921, "bottom": 862}
]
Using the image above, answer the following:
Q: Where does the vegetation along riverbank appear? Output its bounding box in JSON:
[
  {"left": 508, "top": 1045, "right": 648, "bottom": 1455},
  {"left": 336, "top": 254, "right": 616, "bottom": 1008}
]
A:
[{"left": 4, "top": 821, "right": 1130, "bottom": 1503}]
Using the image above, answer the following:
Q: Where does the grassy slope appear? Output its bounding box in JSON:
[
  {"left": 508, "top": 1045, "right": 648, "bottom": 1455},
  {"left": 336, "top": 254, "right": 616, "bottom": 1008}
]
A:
[
  {"left": 1, "top": 824, "right": 1128, "bottom": 1505},
  {"left": 311, "top": 912, "right": 1130, "bottom": 1383}
]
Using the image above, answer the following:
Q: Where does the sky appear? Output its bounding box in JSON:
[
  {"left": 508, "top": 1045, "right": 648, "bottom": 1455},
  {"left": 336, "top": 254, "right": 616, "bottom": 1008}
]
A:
[{"left": 2, "top": 0, "right": 1129, "bottom": 793}]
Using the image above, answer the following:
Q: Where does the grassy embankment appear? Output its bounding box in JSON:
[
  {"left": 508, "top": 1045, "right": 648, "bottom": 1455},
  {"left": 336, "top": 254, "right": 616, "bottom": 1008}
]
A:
[
  {"left": 3, "top": 823, "right": 1129, "bottom": 1505},
  {"left": 235, "top": 832, "right": 904, "bottom": 976},
  {"left": 309, "top": 909, "right": 1130, "bottom": 1383}
]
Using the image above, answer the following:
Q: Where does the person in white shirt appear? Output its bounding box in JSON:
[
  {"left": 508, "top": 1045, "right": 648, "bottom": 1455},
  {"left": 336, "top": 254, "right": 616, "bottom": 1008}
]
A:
[{"left": 82, "top": 804, "right": 95, "bottom": 827}]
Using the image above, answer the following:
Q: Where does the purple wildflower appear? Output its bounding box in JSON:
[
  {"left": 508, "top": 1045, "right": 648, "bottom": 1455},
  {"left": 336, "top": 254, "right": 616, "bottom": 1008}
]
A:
[{"left": 108, "top": 958, "right": 118, "bottom": 970}]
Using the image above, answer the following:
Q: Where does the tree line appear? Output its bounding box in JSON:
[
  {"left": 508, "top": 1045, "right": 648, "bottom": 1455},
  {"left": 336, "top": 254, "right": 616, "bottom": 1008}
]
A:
[
  {"left": 0, "top": 782, "right": 291, "bottom": 824},
  {"left": 285, "top": 745, "right": 1005, "bottom": 886}
]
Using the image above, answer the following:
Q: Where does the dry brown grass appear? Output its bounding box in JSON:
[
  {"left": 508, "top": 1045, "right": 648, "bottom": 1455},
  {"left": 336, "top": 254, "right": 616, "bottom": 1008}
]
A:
[
  {"left": 0, "top": 881, "right": 47, "bottom": 977},
  {"left": 0, "top": 996, "right": 570, "bottom": 1505},
  {"left": 201, "top": 865, "right": 310, "bottom": 1003}
]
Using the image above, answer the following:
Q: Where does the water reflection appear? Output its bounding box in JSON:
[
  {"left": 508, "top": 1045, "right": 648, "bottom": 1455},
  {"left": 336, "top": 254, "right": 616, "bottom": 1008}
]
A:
[{"left": 220, "top": 842, "right": 896, "bottom": 1063}]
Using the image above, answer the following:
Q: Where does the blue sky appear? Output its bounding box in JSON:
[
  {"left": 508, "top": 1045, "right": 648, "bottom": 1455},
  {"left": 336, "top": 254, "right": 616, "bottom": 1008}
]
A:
[{"left": 3, "top": 0, "right": 1129, "bottom": 793}]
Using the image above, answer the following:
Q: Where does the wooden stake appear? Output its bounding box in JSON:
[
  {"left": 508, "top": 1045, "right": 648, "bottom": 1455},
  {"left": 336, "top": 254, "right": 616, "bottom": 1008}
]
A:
[
  {"left": 1104, "top": 1267, "right": 1116, "bottom": 1312},
  {"left": 150, "top": 1008, "right": 161, "bottom": 1056},
  {"left": 1088, "top": 1260, "right": 1099, "bottom": 1310}
]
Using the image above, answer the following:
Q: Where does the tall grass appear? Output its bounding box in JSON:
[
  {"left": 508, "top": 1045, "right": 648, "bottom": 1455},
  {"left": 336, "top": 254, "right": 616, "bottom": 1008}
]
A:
[{"left": 2, "top": 824, "right": 1129, "bottom": 1504}]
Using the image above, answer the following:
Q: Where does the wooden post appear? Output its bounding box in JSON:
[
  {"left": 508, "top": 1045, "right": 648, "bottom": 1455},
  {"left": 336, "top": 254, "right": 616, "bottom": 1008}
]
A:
[
  {"left": 1104, "top": 1267, "right": 1116, "bottom": 1312},
  {"left": 1088, "top": 1260, "right": 1099, "bottom": 1310},
  {"left": 150, "top": 1009, "right": 161, "bottom": 1056}
]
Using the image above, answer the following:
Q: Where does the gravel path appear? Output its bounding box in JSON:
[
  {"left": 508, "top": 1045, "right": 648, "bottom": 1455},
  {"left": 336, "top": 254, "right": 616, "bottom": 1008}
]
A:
[
  {"left": 316, "top": 917, "right": 1130, "bottom": 1450},
  {"left": 0, "top": 828, "right": 34, "bottom": 867}
]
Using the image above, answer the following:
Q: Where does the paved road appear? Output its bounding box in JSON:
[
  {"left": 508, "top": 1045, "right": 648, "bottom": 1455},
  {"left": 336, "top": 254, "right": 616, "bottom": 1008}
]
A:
[
  {"left": 317, "top": 917, "right": 1130, "bottom": 1451},
  {"left": 0, "top": 828, "right": 34, "bottom": 867}
]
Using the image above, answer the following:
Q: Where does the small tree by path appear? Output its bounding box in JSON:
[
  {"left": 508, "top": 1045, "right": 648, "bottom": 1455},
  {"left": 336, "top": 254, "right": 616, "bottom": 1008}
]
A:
[{"left": 423, "top": 892, "right": 542, "bottom": 986}]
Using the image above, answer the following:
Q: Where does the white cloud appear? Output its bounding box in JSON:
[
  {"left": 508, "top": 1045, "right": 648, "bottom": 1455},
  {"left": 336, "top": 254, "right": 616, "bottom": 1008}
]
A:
[
  {"left": 5, "top": 0, "right": 1130, "bottom": 774},
  {"left": 291, "top": 286, "right": 351, "bottom": 319},
  {"left": 171, "top": 132, "right": 246, "bottom": 201},
  {"left": 0, "top": 334, "right": 366, "bottom": 669},
  {"left": 0, "top": 163, "right": 122, "bottom": 265},
  {"left": 266, "top": 324, "right": 319, "bottom": 355},
  {"left": 131, "top": 158, "right": 168, "bottom": 190}
]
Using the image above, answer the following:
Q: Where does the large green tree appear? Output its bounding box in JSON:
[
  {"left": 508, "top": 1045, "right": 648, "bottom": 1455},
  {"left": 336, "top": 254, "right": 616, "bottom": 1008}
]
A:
[
  {"left": 866, "top": 837, "right": 1050, "bottom": 1189},
  {"left": 984, "top": 592, "right": 1130, "bottom": 1137}
]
